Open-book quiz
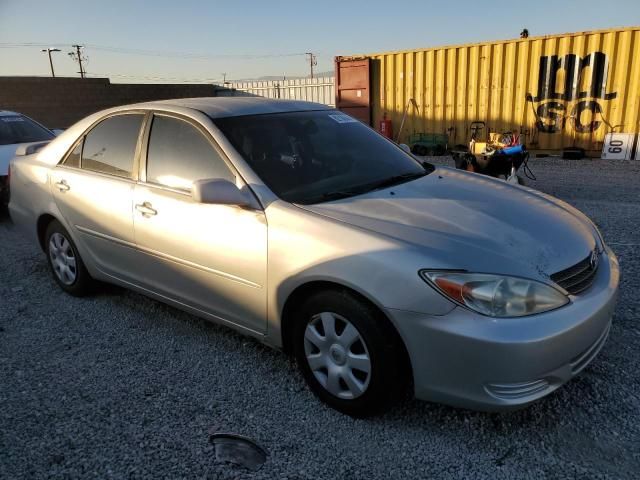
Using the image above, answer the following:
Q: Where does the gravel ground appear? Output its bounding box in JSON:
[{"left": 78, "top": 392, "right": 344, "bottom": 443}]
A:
[{"left": 1, "top": 158, "right": 639, "bottom": 479}]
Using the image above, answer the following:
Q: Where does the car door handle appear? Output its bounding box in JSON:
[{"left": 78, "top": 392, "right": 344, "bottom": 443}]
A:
[
  {"left": 135, "top": 202, "right": 158, "bottom": 217},
  {"left": 54, "top": 180, "right": 70, "bottom": 192}
]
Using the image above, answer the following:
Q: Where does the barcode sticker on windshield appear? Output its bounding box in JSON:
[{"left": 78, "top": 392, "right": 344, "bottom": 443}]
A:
[
  {"left": 328, "top": 113, "right": 358, "bottom": 124},
  {"left": 1, "top": 117, "right": 25, "bottom": 122}
]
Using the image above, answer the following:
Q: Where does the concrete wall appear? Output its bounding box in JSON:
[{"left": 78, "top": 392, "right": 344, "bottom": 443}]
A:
[{"left": 0, "top": 77, "right": 218, "bottom": 129}]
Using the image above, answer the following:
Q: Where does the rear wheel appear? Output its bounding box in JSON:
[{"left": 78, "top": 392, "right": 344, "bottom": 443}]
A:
[
  {"left": 45, "top": 220, "right": 93, "bottom": 296},
  {"left": 292, "top": 289, "right": 410, "bottom": 417}
]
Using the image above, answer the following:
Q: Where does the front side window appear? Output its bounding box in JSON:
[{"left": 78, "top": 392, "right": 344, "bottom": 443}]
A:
[
  {"left": 146, "top": 115, "right": 234, "bottom": 191},
  {"left": 213, "top": 110, "right": 428, "bottom": 204},
  {"left": 81, "top": 114, "right": 143, "bottom": 178},
  {"left": 0, "top": 115, "right": 54, "bottom": 146}
]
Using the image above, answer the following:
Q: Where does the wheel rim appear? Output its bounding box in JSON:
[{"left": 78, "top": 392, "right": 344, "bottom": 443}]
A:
[
  {"left": 303, "top": 312, "right": 371, "bottom": 400},
  {"left": 48, "top": 232, "right": 77, "bottom": 285}
]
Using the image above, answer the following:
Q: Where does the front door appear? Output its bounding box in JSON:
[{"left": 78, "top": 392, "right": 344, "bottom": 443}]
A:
[
  {"left": 50, "top": 113, "right": 144, "bottom": 279},
  {"left": 131, "top": 113, "right": 267, "bottom": 333}
]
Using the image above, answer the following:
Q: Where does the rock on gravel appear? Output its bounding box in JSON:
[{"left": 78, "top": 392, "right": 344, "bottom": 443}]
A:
[{"left": 0, "top": 159, "right": 639, "bottom": 479}]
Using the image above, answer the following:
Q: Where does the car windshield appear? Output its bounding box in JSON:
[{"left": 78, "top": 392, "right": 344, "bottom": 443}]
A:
[
  {"left": 0, "top": 115, "right": 54, "bottom": 146},
  {"left": 213, "top": 110, "right": 430, "bottom": 204}
]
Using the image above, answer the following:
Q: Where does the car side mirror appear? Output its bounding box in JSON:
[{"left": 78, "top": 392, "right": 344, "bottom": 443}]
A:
[
  {"left": 399, "top": 143, "right": 411, "bottom": 154},
  {"left": 192, "top": 178, "right": 251, "bottom": 207}
]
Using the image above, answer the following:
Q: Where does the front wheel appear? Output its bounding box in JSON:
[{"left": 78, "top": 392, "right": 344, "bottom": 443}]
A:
[
  {"left": 45, "top": 220, "right": 93, "bottom": 296},
  {"left": 292, "top": 289, "right": 410, "bottom": 417}
]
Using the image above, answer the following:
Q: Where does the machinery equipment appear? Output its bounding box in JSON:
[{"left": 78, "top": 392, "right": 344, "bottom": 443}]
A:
[{"left": 451, "top": 121, "right": 534, "bottom": 184}]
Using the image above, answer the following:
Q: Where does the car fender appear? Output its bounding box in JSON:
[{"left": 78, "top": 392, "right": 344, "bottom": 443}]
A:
[{"left": 263, "top": 201, "right": 457, "bottom": 348}]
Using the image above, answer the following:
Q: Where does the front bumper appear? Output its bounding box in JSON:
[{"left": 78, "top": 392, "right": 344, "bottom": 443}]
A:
[{"left": 387, "top": 247, "right": 620, "bottom": 411}]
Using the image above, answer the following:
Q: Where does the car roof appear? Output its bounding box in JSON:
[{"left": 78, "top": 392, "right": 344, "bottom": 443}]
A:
[
  {"left": 0, "top": 110, "right": 20, "bottom": 117},
  {"left": 128, "top": 97, "right": 332, "bottom": 119}
]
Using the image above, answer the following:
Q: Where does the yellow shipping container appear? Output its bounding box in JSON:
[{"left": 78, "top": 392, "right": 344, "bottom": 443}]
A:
[{"left": 342, "top": 26, "right": 640, "bottom": 154}]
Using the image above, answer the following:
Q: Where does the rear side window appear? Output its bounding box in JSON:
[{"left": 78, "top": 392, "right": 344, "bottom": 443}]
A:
[
  {"left": 82, "top": 114, "right": 143, "bottom": 178},
  {"left": 146, "top": 115, "right": 234, "bottom": 191}
]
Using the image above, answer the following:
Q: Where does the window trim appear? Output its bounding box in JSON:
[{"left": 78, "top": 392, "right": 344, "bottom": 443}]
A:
[
  {"left": 56, "top": 110, "right": 148, "bottom": 181},
  {"left": 139, "top": 111, "right": 239, "bottom": 192},
  {"left": 58, "top": 136, "right": 84, "bottom": 170}
]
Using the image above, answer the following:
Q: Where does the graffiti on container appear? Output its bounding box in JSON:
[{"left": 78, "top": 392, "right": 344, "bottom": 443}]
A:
[{"left": 526, "top": 52, "right": 617, "bottom": 134}]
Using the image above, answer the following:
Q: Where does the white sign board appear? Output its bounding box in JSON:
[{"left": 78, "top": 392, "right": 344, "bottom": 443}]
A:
[{"left": 601, "top": 133, "right": 635, "bottom": 160}]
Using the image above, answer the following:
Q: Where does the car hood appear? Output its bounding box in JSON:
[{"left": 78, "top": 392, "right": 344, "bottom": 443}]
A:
[{"left": 299, "top": 167, "right": 597, "bottom": 281}]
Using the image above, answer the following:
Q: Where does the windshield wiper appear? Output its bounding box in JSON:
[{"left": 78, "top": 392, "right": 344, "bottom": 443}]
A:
[
  {"left": 358, "top": 171, "right": 427, "bottom": 192},
  {"left": 304, "top": 171, "right": 428, "bottom": 204},
  {"left": 317, "top": 189, "right": 363, "bottom": 201}
]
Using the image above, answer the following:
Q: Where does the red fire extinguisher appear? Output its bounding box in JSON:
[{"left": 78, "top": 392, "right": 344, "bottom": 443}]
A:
[{"left": 380, "top": 113, "right": 393, "bottom": 139}]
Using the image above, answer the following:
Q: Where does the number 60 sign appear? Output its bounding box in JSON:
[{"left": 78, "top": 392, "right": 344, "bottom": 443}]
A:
[{"left": 601, "top": 133, "right": 635, "bottom": 160}]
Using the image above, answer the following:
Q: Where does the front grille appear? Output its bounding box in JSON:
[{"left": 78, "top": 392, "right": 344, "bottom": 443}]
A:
[{"left": 550, "top": 251, "right": 599, "bottom": 295}]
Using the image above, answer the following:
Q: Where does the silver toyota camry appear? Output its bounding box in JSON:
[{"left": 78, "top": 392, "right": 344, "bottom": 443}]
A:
[{"left": 9, "top": 98, "right": 619, "bottom": 416}]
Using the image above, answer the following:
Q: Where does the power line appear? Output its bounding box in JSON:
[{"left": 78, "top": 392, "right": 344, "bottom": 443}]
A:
[
  {"left": 85, "top": 44, "right": 307, "bottom": 59},
  {"left": 0, "top": 42, "right": 308, "bottom": 60},
  {"left": 0, "top": 42, "right": 330, "bottom": 82},
  {"left": 0, "top": 42, "right": 70, "bottom": 48},
  {"left": 85, "top": 72, "right": 226, "bottom": 83}
]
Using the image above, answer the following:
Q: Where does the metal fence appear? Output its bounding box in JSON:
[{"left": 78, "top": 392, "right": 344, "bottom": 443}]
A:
[{"left": 218, "top": 77, "right": 335, "bottom": 106}]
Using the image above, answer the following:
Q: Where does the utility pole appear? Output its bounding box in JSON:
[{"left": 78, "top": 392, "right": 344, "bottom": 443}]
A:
[
  {"left": 41, "top": 48, "right": 61, "bottom": 77},
  {"left": 306, "top": 52, "right": 317, "bottom": 79},
  {"left": 68, "top": 45, "right": 86, "bottom": 78}
]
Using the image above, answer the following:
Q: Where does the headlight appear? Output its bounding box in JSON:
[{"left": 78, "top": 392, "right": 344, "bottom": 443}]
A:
[{"left": 420, "top": 271, "right": 569, "bottom": 317}]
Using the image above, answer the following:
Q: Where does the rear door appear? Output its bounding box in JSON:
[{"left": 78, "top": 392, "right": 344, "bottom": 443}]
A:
[
  {"left": 50, "top": 113, "right": 144, "bottom": 279},
  {"left": 131, "top": 113, "right": 268, "bottom": 333}
]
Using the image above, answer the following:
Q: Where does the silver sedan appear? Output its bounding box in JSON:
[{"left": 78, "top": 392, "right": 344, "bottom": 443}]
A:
[{"left": 8, "top": 98, "right": 619, "bottom": 416}]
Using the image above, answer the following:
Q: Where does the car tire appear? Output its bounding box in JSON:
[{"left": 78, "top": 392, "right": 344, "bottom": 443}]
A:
[
  {"left": 45, "top": 220, "right": 93, "bottom": 296},
  {"left": 292, "top": 289, "right": 410, "bottom": 417}
]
